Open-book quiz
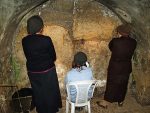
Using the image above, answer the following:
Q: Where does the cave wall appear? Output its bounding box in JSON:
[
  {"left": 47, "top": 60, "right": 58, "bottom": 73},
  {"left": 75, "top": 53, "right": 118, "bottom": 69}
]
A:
[
  {"left": 0, "top": 0, "right": 49, "bottom": 84},
  {"left": 0, "top": 0, "right": 150, "bottom": 106},
  {"left": 13, "top": 0, "right": 120, "bottom": 89}
]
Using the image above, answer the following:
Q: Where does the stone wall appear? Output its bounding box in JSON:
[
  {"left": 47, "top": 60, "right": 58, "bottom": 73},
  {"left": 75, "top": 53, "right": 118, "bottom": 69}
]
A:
[
  {"left": 13, "top": 0, "right": 121, "bottom": 89},
  {"left": 0, "top": 0, "right": 150, "bottom": 109}
]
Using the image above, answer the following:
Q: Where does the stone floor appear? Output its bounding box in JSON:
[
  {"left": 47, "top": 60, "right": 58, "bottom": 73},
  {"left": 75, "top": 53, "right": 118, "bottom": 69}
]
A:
[
  {"left": 1, "top": 87, "right": 150, "bottom": 113},
  {"left": 1, "top": 85, "right": 150, "bottom": 113},
  {"left": 31, "top": 92, "right": 150, "bottom": 113}
]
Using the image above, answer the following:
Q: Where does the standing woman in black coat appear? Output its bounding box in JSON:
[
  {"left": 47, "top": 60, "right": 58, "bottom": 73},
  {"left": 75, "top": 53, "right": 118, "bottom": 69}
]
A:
[
  {"left": 22, "top": 15, "right": 62, "bottom": 113},
  {"left": 97, "top": 24, "right": 137, "bottom": 108}
]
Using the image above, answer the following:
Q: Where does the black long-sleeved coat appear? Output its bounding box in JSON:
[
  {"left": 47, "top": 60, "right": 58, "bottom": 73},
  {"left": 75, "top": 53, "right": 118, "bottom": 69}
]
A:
[
  {"left": 108, "top": 36, "right": 137, "bottom": 75},
  {"left": 22, "top": 34, "right": 56, "bottom": 72},
  {"left": 104, "top": 36, "right": 137, "bottom": 102},
  {"left": 22, "top": 34, "right": 62, "bottom": 113}
]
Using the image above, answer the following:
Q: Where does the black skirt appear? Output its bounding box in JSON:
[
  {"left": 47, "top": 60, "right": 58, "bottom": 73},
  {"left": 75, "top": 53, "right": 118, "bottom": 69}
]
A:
[
  {"left": 104, "top": 74, "right": 130, "bottom": 103},
  {"left": 28, "top": 67, "right": 62, "bottom": 113}
]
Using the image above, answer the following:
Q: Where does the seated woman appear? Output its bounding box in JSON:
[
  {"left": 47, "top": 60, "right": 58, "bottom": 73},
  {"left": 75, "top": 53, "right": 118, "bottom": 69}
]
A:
[{"left": 64, "top": 52, "right": 93, "bottom": 102}]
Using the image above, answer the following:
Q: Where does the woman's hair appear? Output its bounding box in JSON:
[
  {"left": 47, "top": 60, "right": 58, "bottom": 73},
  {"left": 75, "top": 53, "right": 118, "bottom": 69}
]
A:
[
  {"left": 72, "top": 52, "right": 87, "bottom": 69},
  {"left": 27, "top": 15, "right": 44, "bottom": 34},
  {"left": 72, "top": 61, "right": 87, "bottom": 68}
]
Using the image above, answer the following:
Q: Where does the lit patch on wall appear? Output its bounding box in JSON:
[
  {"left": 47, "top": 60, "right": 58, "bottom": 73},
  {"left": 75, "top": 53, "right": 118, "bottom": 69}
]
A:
[
  {"left": 43, "top": 25, "right": 73, "bottom": 88},
  {"left": 96, "top": 79, "right": 106, "bottom": 87},
  {"left": 55, "top": 60, "right": 68, "bottom": 77},
  {"left": 55, "top": 61, "right": 68, "bottom": 89}
]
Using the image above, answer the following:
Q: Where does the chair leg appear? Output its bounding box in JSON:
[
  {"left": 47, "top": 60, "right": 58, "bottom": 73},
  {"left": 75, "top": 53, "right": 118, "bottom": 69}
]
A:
[
  {"left": 71, "top": 104, "right": 75, "bottom": 113},
  {"left": 66, "top": 100, "right": 69, "bottom": 113},
  {"left": 84, "top": 106, "right": 88, "bottom": 112},
  {"left": 88, "top": 102, "right": 91, "bottom": 113}
]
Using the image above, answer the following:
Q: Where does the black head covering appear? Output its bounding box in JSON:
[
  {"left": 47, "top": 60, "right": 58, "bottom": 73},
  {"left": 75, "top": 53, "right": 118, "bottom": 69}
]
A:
[
  {"left": 116, "top": 24, "right": 131, "bottom": 36},
  {"left": 27, "top": 15, "right": 44, "bottom": 34},
  {"left": 74, "top": 52, "right": 87, "bottom": 66}
]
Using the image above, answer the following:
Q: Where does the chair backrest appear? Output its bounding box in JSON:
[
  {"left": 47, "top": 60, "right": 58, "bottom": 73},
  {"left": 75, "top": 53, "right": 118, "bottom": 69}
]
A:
[{"left": 66, "top": 80, "right": 96, "bottom": 105}]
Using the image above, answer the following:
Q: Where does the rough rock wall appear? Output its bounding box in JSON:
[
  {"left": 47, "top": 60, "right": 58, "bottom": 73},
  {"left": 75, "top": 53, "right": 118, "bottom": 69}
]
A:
[
  {"left": 0, "top": 0, "right": 150, "bottom": 108},
  {"left": 13, "top": 0, "right": 120, "bottom": 89},
  {"left": 0, "top": 0, "right": 48, "bottom": 84}
]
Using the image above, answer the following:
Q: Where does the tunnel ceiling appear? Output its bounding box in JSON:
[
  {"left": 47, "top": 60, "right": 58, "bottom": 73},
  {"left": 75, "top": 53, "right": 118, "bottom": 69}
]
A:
[{"left": 0, "top": 0, "right": 149, "bottom": 45}]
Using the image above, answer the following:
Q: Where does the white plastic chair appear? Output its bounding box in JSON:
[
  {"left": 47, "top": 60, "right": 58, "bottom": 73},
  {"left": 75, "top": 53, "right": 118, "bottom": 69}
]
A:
[{"left": 66, "top": 80, "right": 97, "bottom": 113}]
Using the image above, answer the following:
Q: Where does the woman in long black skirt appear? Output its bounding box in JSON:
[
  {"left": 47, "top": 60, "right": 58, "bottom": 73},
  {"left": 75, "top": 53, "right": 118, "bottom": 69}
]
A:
[
  {"left": 97, "top": 24, "right": 137, "bottom": 108},
  {"left": 22, "top": 15, "right": 62, "bottom": 113}
]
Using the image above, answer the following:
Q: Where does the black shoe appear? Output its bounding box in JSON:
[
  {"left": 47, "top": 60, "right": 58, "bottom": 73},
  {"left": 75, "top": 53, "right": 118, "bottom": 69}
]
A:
[{"left": 118, "top": 102, "right": 123, "bottom": 107}]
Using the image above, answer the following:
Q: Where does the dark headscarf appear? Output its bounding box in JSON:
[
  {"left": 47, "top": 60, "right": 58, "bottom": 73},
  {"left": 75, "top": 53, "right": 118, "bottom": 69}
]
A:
[
  {"left": 73, "top": 52, "right": 87, "bottom": 66},
  {"left": 27, "top": 15, "right": 44, "bottom": 34},
  {"left": 116, "top": 24, "right": 131, "bottom": 36}
]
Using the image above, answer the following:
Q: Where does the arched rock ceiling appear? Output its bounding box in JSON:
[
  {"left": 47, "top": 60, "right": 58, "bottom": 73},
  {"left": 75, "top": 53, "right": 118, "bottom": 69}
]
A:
[
  {"left": 0, "top": 0, "right": 149, "bottom": 42},
  {"left": 0, "top": 0, "right": 149, "bottom": 58},
  {"left": 96, "top": 0, "right": 150, "bottom": 48}
]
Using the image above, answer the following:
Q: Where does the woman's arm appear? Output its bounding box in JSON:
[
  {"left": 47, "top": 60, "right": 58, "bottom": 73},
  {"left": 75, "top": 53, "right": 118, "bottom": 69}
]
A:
[
  {"left": 48, "top": 37, "right": 56, "bottom": 61},
  {"left": 108, "top": 38, "right": 114, "bottom": 51}
]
